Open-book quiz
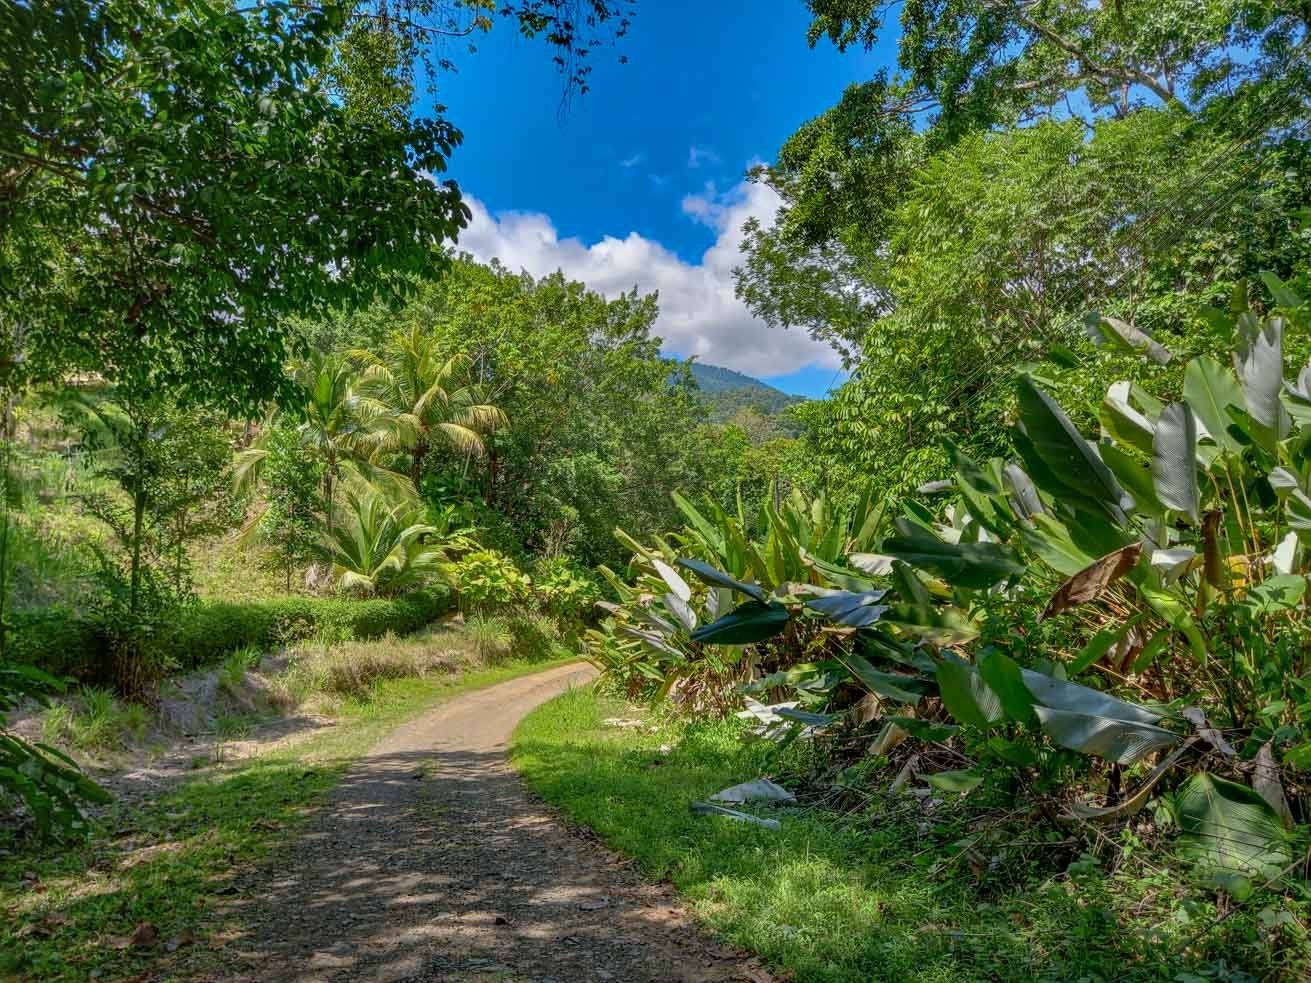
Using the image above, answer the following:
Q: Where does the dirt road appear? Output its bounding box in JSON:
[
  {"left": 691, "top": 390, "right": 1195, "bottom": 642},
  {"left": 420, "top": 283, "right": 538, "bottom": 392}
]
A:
[{"left": 214, "top": 663, "right": 772, "bottom": 983}]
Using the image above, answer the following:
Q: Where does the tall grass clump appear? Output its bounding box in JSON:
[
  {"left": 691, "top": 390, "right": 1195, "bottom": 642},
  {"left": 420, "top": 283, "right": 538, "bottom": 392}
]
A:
[
  {"left": 40, "top": 686, "right": 151, "bottom": 752},
  {"left": 465, "top": 613, "right": 513, "bottom": 662}
]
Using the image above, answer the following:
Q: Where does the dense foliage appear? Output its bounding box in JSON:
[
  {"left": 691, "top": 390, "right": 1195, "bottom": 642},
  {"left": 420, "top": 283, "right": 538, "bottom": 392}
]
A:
[{"left": 588, "top": 283, "right": 1311, "bottom": 971}]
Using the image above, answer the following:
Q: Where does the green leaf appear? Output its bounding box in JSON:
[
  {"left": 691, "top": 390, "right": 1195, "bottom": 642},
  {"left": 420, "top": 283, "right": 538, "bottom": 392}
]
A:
[
  {"left": 946, "top": 439, "right": 1013, "bottom": 535},
  {"left": 1233, "top": 316, "right": 1290, "bottom": 454},
  {"left": 1183, "top": 356, "right": 1244, "bottom": 455},
  {"left": 1176, "top": 773, "right": 1292, "bottom": 878},
  {"left": 841, "top": 653, "right": 932, "bottom": 705},
  {"left": 651, "top": 558, "right": 691, "bottom": 602},
  {"left": 776, "top": 707, "right": 837, "bottom": 727},
  {"left": 923, "top": 769, "right": 984, "bottom": 794},
  {"left": 1260, "top": 270, "right": 1304, "bottom": 314},
  {"left": 676, "top": 558, "right": 767, "bottom": 602},
  {"left": 807, "top": 555, "right": 880, "bottom": 592},
  {"left": 1017, "top": 514, "right": 1098, "bottom": 576},
  {"left": 690, "top": 600, "right": 789, "bottom": 645},
  {"left": 1003, "top": 463, "right": 1044, "bottom": 519},
  {"left": 883, "top": 602, "right": 980, "bottom": 645},
  {"left": 1017, "top": 375, "right": 1128, "bottom": 525},
  {"left": 1101, "top": 380, "right": 1164, "bottom": 456},
  {"left": 1020, "top": 669, "right": 1163, "bottom": 725},
  {"left": 672, "top": 491, "right": 725, "bottom": 553},
  {"left": 1034, "top": 707, "right": 1180, "bottom": 764},
  {"left": 1131, "top": 627, "right": 1173, "bottom": 673},
  {"left": 935, "top": 655, "right": 1003, "bottom": 730},
  {"left": 1100, "top": 443, "right": 1164, "bottom": 516},
  {"left": 978, "top": 649, "right": 1036, "bottom": 723},
  {"left": 1084, "top": 313, "right": 1172, "bottom": 365},
  {"left": 880, "top": 525, "right": 1024, "bottom": 590},
  {"left": 1152, "top": 403, "right": 1200, "bottom": 521},
  {"left": 1242, "top": 574, "right": 1306, "bottom": 616},
  {"left": 804, "top": 589, "right": 890, "bottom": 627},
  {"left": 664, "top": 592, "right": 698, "bottom": 632}
]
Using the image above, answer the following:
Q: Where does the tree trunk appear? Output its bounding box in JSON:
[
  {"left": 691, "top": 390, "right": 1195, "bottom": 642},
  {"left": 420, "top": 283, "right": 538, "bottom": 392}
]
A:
[
  {"left": 129, "top": 486, "right": 147, "bottom": 617},
  {"left": 411, "top": 437, "right": 427, "bottom": 493},
  {"left": 324, "top": 464, "right": 335, "bottom": 536}
]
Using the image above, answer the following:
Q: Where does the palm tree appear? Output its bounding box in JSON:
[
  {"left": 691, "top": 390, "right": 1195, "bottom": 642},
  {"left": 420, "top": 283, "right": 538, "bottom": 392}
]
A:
[
  {"left": 234, "top": 351, "right": 391, "bottom": 533},
  {"left": 350, "top": 327, "right": 507, "bottom": 492}
]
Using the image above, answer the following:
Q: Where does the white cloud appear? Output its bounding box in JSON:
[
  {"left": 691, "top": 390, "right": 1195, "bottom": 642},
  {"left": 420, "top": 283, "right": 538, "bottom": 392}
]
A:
[
  {"left": 456, "top": 178, "right": 841, "bottom": 379},
  {"left": 620, "top": 152, "right": 644, "bottom": 168},
  {"left": 687, "top": 145, "right": 721, "bottom": 169}
]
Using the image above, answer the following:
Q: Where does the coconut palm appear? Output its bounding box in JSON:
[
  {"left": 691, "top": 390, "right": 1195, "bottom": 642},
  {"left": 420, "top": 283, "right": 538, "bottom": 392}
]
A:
[
  {"left": 350, "top": 327, "right": 507, "bottom": 492},
  {"left": 234, "top": 351, "right": 394, "bottom": 533}
]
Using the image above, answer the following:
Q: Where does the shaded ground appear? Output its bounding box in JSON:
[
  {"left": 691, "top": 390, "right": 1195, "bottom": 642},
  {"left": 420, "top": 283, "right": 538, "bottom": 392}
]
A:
[{"left": 187, "top": 663, "right": 774, "bottom": 983}]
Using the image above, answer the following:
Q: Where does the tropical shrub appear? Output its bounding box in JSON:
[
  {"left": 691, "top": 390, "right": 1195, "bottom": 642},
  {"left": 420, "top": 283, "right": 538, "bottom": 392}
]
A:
[
  {"left": 320, "top": 487, "right": 450, "bottom": 596},
  {"left": 591, "top": 282, "right": 1311, "bottom": 892},
  {"left": 9, "top": 587, "right": 453, "bottom": 682},
  {"left": 506, "top": 611, "right": 565, "bottom": 662},
  {"left": 532, "top": 557, "right": 600, "bottom": 622},
  {"left": 453, "top": 549, "right": 532, "bottom": 611}
]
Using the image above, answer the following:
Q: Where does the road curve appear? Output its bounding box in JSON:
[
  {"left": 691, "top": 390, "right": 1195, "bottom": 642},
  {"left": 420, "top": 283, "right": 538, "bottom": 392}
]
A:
[{"left": 212, "top": 662, "right": 771, "bottom": 983}]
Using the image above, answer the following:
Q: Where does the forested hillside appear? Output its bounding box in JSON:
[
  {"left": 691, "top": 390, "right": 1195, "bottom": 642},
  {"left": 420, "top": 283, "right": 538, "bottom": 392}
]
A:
[
  {"left": 686, "top": 361, "right": 806, "bottom": 431},
  {"left": 2, "top": 1, "right": 1310, "bottom": 981}
]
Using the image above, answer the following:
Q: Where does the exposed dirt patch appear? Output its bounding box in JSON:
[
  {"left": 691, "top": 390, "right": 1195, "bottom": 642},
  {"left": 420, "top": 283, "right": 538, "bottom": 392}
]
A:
[{"left": 180, "top": 663, "right": 777, "bottom": 982}]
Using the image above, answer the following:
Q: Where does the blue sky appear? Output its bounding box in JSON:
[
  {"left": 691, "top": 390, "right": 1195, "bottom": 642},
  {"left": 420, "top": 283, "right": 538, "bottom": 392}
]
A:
[{"left": 420, "top": 1, "right": 897, "bottom": 397}]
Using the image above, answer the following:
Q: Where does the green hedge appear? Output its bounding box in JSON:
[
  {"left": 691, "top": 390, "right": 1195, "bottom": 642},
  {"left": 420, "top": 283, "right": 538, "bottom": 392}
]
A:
[{"left": 8, "top": 586, "right": 453, "bottom": 682}]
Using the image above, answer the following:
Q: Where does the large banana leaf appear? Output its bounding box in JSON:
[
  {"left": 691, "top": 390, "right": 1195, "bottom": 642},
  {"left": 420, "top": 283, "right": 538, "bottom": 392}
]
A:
[
  {"left": 1016, "top": 376, "right": 1130, "bottom": 525},
  {"left": 1016, "top": 514, "right": 1098, "bottom": 577},
  {"left": 1084, "top": 314, "right": 1173, "bottom": 365},
  {"left": 618, "top": 625, "right": 683, "bottom": 660},
  {"left": 690, "top": 600, "right": 790, "bottom": 645},
  {"left": 935, "top": 655, "right": 1004, "bottom": 729},
  {"left": 1100, "top": 443, "right": 1164, "bottom": 516},
  {"left": 1176, "top": 773, "right": 1292, "bottom": 878},
  {"left": 946, "top": 439, "right": 1013, "bottom": 536},
  {"left": 1099, "top": 382, "right": 1158, "bottom": 455},
  {"left": 880, "top": 524, "right": 1024, "bottom": 590},
  {"left": 1151, "top": 402, "right": 1200, "bottom": 520},
  {"left": 652, "top": 558, "right": 691, "bottom": 601},
  {"left": 978, "top": 650, "right": 1036, "bottom": 723},
  {"left": 663, "top": 592, "right": 698, "bottom": 631},
  {"left": 1033, "top": 707, "right": 1179, "bottom": 764},
  {"left": 1019, "top": 669, "right": 1163, "bottom": 725},
  {"left": 804, "top": 589, "right": 890, "bottom": 627},
  {"left": 1234, "top": 315, "right": 1290, "bottom": 454},
  {"left": 676, "top": 558, "right": 767, "bottom": 602},
  {"left": 806, "top": 554, "right": 881, "bottom": 592},
  {"left": 1182, "top": 356, "right": 1244, "bottom": 455},
  {"left": 1003, "top": 463, "right": 1044, "bottom": 519}
]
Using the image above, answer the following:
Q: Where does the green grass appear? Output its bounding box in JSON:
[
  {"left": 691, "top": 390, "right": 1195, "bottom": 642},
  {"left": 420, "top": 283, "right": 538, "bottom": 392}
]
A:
[
  {"left": 511, "top": 688, "right": 1308, "bottom": 983},
  {"left": 40, "top": 686, "right": 151, "bottom": 753},
  {"left": 1, "top": 656, "right": 576, "bottom": 982}
]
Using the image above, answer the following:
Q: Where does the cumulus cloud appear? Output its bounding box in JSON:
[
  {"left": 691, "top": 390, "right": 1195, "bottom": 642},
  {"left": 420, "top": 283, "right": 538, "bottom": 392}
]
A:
[{"left": 456, "top": 179, "right": 841, "bottom": 379}]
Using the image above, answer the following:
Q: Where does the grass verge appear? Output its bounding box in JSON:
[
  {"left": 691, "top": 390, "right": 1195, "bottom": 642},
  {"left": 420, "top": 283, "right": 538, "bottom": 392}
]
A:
[
  {"left": 1, "top": 656, "right": 575, "bottom": 982},
  {"left": 511, "top": 687, "right": 1307, "bottom": 983}
]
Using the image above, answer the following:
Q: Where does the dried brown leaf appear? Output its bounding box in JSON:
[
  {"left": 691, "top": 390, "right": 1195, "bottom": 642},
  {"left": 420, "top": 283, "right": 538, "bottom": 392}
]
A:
[{"left": 1041, "top": 542, "right": 1143, "bottom": 620}]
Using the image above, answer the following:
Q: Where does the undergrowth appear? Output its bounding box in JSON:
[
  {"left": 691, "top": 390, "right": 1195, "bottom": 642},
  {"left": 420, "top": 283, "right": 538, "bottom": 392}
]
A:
[{"left": 512, "top": 687, "right": 1311, "bottom": 983}]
